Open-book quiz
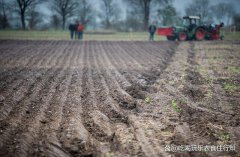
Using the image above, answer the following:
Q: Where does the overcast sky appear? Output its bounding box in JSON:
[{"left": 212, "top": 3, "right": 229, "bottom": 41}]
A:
[
  {"left": 39, "top": 0, "right": 240, "bottom": 22},
  {"left": 173, "top": 0, "right": 240, "bottom": 15},
  {"left": 89, "top": 0, "right": 240, "bottom": 15}
]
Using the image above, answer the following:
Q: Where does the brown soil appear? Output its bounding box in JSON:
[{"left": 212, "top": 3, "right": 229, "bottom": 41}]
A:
[{"left": 0, "top": 40, "right": 239, "bottom": 157}]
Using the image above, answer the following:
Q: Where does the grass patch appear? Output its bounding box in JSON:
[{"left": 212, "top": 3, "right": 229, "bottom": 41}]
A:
[
  {"left": 0, "top": 30, "right": 165, "bottom": 41},
  {"left": 219, "top": 133, "right": 231, "bottom": 142},
  {"left": 171, "top": 100, "right": 182, "bottom": 113},
  {"left": 223, "top": 83, "right": 238, "bottom": 92},
  {"left": 197, "top": 67, "right": 213, "bottom": 84},
  {"left": 144, "top": 96, "right": 151, "bottom": 104},
  {"left": 0, "top": 30, "right": 239, "bottom": 41},
  {"left": 227, "top": 66, "right": 240, "bottom": 74},
  {"left": 106, "top": 152, "right": 115, "bottom": 157},
  {"left": 198, "top": 67, "right": 208, "bottom": 76},
  {"left": 213, "top": 132, "right": 231, "bottom": 143},
  {"left": 212, "top": 56, "right": 224, "bottom": 60},
  {"left": 222, "top": 31, "right": 240, "bottom": 40}
]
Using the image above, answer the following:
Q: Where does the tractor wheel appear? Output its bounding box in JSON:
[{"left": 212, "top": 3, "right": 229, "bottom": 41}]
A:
[
  {"left": 178, "top": 32, "right": 187, "bottom": 41},
  {"left": 167, "top": 36, "right": 176, "bottom": 41},
  {"left": 195, "top": 28, "right": 205, "bottom": 41}
]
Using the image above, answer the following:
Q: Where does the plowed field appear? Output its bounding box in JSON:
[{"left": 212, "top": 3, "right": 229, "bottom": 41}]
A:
[{"left": 0, "top": 40, "right": 239, "bottom": 157}]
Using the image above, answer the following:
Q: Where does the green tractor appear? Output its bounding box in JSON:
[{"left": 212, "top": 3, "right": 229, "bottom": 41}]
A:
[{"left": 158, "top": 16, "right": 224, "bottom": 41}]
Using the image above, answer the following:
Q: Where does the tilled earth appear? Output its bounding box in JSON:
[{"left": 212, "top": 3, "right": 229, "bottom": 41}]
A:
[{"left": 0, "top": 40, "right": 239, "bottom": 157}]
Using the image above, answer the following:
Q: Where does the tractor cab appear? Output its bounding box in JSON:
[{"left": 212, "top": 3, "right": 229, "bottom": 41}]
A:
[
  {"left": 182, "top": 16, "right": 201, "bottom": 31},
  {"left": 183, "top": 16, "right": 201, "bottom": 25}
]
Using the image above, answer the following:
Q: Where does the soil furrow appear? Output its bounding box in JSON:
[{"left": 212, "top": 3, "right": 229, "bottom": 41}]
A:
[
  {"left": 92, "top": 42, "right": 126, "bottom": 123},
  {"left": 97, "top": 42, "right": 137, "bottom": 111},
  {"left": 78, "top": 42, "right": 104, "bottom": 155},
  {"left": 0, "top": 42, "right": 67, "bottom": 120},
  {"left": 32, "top": 52, "right": 76, "bottom": 156},
  {"left": 0, "top": 41, "right": 59, "bottom": 91},
  {"left": 0, "top": 41, "right": 62, "bottom": 83},
  {"left": 124, "top": 42, "right": 155, "bottom": 68},
  {"left": 135, "top": 42, "right": 173, "bottom": 67},
  {"left": 106, "top": 42, "right": 142, "bottom": 83},
  {"left": 0, "top": 42, "right": 45, "bottom": 69},
  {"left": 117, "top": 42, "right": 146, "bottom": 71},
  {"left": 1, "top": 52, "right": 74, "bottom": 157},
  {"left": 9, "top": 42, "right": 76, "bottom": 157},
  {"left": 105, "top": 41, "right": 139, "bottom": 85},
  {"left": 0, "top": 43, "right": 71, "bottom": 156},
  {"left": 95, "top": 42, "right": 145, "bottom": 156},
  {"left": 57, "top": 42, "right": 91, "bottom": 157},
  {"left": 80, "top": 41, "right": 108, "bottom": 142},
  {"left": 80, "top": 41, "right": 114, "bottom": 155},
  {"left": 0, "top": 41, "right": 34, "bottom": 66},
  {"left": 137, "top": 42, "right": 170, "bottom": 60},
  {"left": 0, "top": 40, "right": 239, "bottom": 157}
]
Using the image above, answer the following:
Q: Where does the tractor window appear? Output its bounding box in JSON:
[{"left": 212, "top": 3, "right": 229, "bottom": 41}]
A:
[
  {"left": 190, "top": 19, "right": 196, "bottom": 25},
  {"left": 183, "top": 19, "right": 190, "bottom": 26},
  {"left": 196, "top": 20, "right": 200, "bottom": 25},
  {"left": 192, "top": 19, "right": 200, "bottom": 25},
  {"left": 182, "top": 18, "right": 200, "bottom": 27}
]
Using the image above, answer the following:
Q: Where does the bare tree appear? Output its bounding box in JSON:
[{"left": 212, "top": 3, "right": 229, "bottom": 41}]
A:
[
  {"left": 124, "top": 0, "right": 169, "bottom": 30},
  {"left": 125, "top": 9, "right": 143, "bottom": 31},
  {"left": 141, "top": 0, "right": 151, "bottom": 30},
  {"left": 77, "top": 0, "right": 94, "bottom": 26},
  {"left": 50, "top": 14, "right": 61, "bottom": 30},
  {"left": 158, "top": 4, "right": 178, "bottom": 25},
  {"left": 0, "top": 0, "right": 10, "bottom": 29},
  {"left": 185, "top": 0, "right": 212, "bottom": 23},
  {"left": 28, "top": 9, "right": 42, "bottom": 30},
  {"left": 125, "top": 0, "right": 151, "bottom": 30},
  {"left": 211, "top": 3, "right": 236, "bottom": 26},
  {"left": 100, "top": 0, "right": 121, "bottom": 29},
  {"left": 14, "top": 0, "right": 40, "bottom": 29},
  {"left": 233, "top": 14, "right": 240, "bottom": 31},
  {"left": 51, "top": 0, "right": 77, "bottom": 30}
]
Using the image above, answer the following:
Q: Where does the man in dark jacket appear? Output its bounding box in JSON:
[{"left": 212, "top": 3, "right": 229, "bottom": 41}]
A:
[
  {"left": 149, "top": 24, "right": 157, "bottom": 41},
  {"left": 69, "top": 19, "right": 77, "bottom": 40}
]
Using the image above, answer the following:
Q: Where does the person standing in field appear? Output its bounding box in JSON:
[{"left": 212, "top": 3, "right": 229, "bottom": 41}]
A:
[
  {"left": 149, "top": 23, "right": 157, "bottom": 41},
  {"left": 69, "top": 18, "right": 77, "bottom": 40},
  {"left": 77, "top": 22, "right": 85, "bottom": 40}
]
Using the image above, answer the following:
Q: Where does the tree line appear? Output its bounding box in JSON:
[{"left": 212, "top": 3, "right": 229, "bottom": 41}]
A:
[{"left": 0, "top": 0, "right": 239, "bottom": 31}]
